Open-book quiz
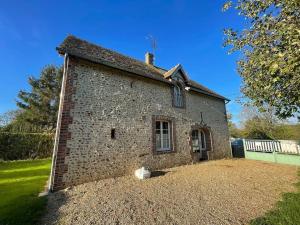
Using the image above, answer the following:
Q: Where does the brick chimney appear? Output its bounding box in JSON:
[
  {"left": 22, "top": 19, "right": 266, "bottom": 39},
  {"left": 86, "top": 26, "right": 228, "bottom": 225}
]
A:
[{"left": 145, "top": 52, "right": 154, "bottom": 65}]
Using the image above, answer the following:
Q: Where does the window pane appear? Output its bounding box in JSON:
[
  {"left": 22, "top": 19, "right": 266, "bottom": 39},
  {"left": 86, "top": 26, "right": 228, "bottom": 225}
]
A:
[
  {"left": 192, "top": 139, "right": 199, "bottom": 146},
  {"left": 174, "top": 85, "right": 183, "bottom": 107},
  {"left": 162, "top": 122, "right": 168, "bottom": 130},
  {"left": 156, "top": 121, "right": 160, "bottom": 130},
  {"left": 156, "top": 133, "right": 161, "bottom": 149},
  {"left": 162, "top": 134, "right": 169, "bottom": 149},
  {"left": 192, "top": 130, "right": 198, "bottom": 139},
  {"left": 156, "top": 121, "right": 161, "bottom": 149},
  {"left": 163, "top": 129, "right": 169, "bottom": 134},
  {"left": 174, "top": 86, "right": 178, "bottom": 96},
  {"left": 177, "top": 87, "right": 181, "bottom": 106},
  {"left": 201, "top": 131, "right": 206, "bottom": 149},
  {"left": 193, "top": 146, "right": 200, "bottom": 151},
  {"left": 192, "top": 130, "right": 199, "bottom": 151},
  {"left": 162, "top": 138, "right": 167, "bottom": 148}
]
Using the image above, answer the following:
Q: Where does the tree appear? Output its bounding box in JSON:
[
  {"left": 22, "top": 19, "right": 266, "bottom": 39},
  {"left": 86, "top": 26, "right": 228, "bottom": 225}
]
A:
[
  {"left": 223, "top": 0, "right": 300, "bottom": 119},
  {"left": 237, "top": 104, "right": 300, "bottom": 140},
  {"left": 0, "top": 111, "right": 47, "bottom": 133},
  {"left": 242, "top": 116, "right": 274, "bottom": 139},
  {"left": 0, "top": 110, "right": 20, "bottom": 127},
  {"left": 16, "top": 65, "right": 63, "bottom": 132},
  {"left": 227, "top": 113, "right": 242, "bottom": 138},
  {"left": 239, "top": 105, "right": 282, "bottom": 139},
  {"left": 275, "top": 123, "right": 300, "bottom": 140}
]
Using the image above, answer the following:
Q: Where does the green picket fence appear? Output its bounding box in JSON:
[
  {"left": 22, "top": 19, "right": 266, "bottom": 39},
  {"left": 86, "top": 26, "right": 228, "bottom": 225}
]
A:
[{"left": 243, "top": 139, "right": 300, "bottom": 166}]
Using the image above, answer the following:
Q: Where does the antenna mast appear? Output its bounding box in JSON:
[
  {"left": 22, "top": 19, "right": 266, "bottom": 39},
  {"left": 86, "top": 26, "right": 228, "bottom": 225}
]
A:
[{"left": 146, "top": 34, "right": 157, "bottom": 56}]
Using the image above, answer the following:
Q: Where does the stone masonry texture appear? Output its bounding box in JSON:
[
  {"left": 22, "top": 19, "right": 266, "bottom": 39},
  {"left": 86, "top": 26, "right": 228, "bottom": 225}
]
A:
[{"left": 52, "top": 57, "right": 231, "bottom": 190}]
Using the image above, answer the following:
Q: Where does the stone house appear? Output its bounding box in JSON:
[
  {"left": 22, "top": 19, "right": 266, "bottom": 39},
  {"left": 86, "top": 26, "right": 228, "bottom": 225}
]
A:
[{"left": 49, "top": 35, "right": 231, "bottom": 191}]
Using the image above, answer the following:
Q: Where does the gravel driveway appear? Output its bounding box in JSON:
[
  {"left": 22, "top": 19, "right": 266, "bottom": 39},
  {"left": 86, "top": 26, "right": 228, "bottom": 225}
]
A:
[{"left": 43, "top": 159, "right": 298, "bottom": 225}]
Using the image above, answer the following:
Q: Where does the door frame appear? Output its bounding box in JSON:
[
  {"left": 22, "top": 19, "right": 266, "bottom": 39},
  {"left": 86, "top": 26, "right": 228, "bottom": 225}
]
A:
[{"left": 189, "top": 124, "right": 213, "bottom": 161}]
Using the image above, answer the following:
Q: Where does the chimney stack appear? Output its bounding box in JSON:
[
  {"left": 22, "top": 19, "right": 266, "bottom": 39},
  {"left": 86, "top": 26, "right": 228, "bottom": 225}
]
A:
[{"left": 145, "top": 52, "right": 154, "bottom": 65}]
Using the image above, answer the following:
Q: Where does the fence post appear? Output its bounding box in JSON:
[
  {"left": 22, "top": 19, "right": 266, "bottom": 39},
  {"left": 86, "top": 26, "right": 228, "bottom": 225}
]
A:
[
  {"left": 273, "top": 150, "right": 277, "bottom": 163},
  {"left": 272, "top": 141, "right": 277, "bottom": 163},
  {"left": 278, "top": 141, "right": 282, "bottom": 153}
]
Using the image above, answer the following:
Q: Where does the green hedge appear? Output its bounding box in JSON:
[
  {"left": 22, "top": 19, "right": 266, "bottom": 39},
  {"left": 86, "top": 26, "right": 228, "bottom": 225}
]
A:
[{"left": 0, "top": 132, "right": 54, "bottom": 160}]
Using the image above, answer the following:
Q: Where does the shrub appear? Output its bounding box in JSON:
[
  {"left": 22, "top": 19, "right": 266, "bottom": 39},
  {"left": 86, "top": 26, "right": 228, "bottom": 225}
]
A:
[{"left": 0, "top": 132, "right": 54, "bottom": 160}]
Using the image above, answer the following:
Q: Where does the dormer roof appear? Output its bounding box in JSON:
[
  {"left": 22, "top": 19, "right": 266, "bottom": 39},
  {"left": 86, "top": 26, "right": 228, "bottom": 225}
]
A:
[{"left": 163, "top": 64, "right": 189, "bottom": 83}]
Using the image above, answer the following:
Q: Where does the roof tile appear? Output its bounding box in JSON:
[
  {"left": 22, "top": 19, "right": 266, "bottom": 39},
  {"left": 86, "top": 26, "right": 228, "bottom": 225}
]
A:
[{"left": 57, "top": 35, "right": 228, "bottom": 101}]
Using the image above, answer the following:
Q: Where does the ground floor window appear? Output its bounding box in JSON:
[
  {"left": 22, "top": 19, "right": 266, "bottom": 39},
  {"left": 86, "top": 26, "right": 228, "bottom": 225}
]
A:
[
  {"left": 156, "top": 121, "right": 171, "bottom": 151},
  {"left": 152, "top": 116, "right": 175, "bottom": 154}
]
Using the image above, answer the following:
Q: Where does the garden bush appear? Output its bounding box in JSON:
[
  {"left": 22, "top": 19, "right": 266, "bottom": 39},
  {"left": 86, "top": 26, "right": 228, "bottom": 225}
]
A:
[{"left": 0, "top": 132, "right": 54, "bottom": 160}]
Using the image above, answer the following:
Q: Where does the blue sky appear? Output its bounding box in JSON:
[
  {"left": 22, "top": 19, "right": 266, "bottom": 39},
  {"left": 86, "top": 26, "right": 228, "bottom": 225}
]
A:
[{"left": 0, "top": 0, "right": 244, "bottom": 123}]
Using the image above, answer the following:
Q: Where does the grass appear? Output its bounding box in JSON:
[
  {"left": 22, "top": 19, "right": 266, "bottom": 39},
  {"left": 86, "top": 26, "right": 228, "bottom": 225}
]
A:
[
  {"left": 251, "top": 170, "right": 300, "bottom": 225},
  {"left": 0, "top": 158, "right": 51, "bottom": 225}
]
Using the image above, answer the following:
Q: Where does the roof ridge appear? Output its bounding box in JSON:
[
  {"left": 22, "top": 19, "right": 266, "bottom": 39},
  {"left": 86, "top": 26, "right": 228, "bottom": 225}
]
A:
[
  {"left": 57, "top": 35, "right": 228, "bottom": 101},
  {"left": 59, "top": 35, "right": 164, "bottom": 77}
]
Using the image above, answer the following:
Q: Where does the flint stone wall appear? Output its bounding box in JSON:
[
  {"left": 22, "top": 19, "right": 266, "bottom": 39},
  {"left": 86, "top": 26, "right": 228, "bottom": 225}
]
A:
[{"left": 56, "top": 58, "right": 231, "bottom": 188}]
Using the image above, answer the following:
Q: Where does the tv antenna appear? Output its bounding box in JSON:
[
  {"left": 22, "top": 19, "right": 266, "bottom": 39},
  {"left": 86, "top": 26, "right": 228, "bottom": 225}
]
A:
[{"left": 146, "top": 34, "right": 157, "bottom": 55}]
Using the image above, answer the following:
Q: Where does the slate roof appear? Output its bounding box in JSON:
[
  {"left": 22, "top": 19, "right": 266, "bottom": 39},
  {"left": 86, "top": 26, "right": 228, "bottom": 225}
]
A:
[{"left": 57, "top": 35, "right": 228, "bottom": 101}]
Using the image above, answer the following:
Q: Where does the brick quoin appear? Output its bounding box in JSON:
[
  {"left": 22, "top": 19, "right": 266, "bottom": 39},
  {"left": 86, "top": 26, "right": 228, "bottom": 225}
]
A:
[{"left": 52, "top": 57, "right": 77, "bottom": 191}]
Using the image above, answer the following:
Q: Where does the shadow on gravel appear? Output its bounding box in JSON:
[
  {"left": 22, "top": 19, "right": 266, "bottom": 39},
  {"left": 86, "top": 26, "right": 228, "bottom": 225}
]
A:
[
  {"left": 41, "top": 190, "right": 67, "bottom": 225},
  {"left": 151, "top": 170, "right": 170, "bottom": 178}
]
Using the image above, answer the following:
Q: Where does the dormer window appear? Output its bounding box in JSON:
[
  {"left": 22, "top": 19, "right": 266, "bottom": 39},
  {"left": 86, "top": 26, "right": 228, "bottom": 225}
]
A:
[
  {"left": 164, "top": 64, "right": 188, "bottom": 108},
  {"left": 173, "top": 84, "right": 184, "bottom": 108}
]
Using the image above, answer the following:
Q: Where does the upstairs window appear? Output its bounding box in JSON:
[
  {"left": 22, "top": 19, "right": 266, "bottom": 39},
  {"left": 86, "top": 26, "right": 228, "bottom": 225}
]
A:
[{"left": 173, "top": 84, "right": 184, "bottom": 108}]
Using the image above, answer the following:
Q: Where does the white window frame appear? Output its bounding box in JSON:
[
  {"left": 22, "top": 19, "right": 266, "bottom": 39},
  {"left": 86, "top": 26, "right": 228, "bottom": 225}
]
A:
[{"left": 155, "top": 120, "right": 172, "bottom": 152}]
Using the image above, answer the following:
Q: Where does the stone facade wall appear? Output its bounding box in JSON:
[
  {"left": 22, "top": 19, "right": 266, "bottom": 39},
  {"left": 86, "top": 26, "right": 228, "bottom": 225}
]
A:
[{"left": 52, "top": 57, "right": 231, "bottom": 190}]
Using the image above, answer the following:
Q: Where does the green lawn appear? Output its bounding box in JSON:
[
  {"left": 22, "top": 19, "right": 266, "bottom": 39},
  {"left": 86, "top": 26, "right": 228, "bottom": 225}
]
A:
[
  {"left": 251, "top": 170, "right": 300, "bottom": 225},
  {"left": 0, "top": 158, "right": 51, "bottom": 225}
]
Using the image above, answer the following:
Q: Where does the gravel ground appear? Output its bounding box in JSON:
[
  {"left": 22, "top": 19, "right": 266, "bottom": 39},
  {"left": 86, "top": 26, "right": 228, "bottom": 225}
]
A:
[{"left": 42, "top": 159, "right": 298, "bottom": 225}]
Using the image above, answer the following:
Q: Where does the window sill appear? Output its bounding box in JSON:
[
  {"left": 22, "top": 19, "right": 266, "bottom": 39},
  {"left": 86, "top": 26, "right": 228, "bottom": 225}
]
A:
[
  {"left": 154, "top": 149, "right": 176, "bottom": 155},
  {"left": 192, "top": 149, "right": 209, "bottom": 153},
  {"left": 172, "top": 105, "right": 185, "bottom": 109}
]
